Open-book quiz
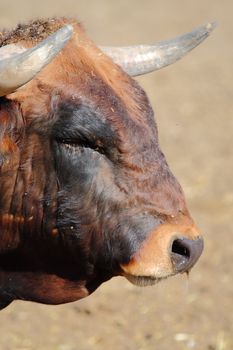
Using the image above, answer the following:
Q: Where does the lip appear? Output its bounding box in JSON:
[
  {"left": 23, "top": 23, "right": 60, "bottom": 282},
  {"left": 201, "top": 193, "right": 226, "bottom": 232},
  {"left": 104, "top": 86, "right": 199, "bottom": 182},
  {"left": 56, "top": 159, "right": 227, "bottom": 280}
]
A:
[{"left": 124, "top": 273, "right": 173, "bottom": 287}]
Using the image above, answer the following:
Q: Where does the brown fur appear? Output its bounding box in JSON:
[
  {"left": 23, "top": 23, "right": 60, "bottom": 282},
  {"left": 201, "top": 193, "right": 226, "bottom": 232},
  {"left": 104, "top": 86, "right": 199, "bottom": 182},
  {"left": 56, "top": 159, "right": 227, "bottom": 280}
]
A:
[
  {"left": 6, "top": 18, "right": 154, "bottom": 134},
  {"left": 0, "top": 17, "right": 81, "bottom": 46},
  {"left": 0, "top": 17, "right": 202, "bottom": 308}
]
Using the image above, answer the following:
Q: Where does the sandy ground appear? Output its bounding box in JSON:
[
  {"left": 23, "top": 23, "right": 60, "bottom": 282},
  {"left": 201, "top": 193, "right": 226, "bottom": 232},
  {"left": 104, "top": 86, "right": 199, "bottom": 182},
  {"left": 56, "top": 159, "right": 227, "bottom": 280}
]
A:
[{"left": 0, "top": 1, "right": 232, "bottom": 349}]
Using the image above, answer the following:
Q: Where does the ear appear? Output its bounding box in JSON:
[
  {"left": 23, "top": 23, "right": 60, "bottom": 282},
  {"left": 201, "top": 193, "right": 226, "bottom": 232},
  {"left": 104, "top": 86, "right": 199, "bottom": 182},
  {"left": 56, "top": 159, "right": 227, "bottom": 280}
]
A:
[
  {"left": 0, "top": 99, "right": 23, "bottom": 169},
  {"left": 0, "top": 100, "right": 24, "bottom": 218}
]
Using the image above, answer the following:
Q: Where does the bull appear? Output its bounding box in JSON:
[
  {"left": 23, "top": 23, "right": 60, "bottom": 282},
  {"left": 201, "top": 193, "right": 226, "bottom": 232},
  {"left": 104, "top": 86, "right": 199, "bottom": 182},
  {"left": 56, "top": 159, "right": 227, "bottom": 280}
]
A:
[{"left": 0, "top": 18, "right": 215, "bottom": 309}]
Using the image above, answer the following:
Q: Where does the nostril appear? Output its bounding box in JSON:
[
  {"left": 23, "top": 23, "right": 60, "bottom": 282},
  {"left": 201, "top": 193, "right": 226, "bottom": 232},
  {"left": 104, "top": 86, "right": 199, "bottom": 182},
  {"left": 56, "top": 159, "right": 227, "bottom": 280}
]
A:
[
  {"left": 171, "top": 237, "right": 204, "bottom": 273},
  {"left": 172, "top": 239, "right": 190, "bottom": 259}
]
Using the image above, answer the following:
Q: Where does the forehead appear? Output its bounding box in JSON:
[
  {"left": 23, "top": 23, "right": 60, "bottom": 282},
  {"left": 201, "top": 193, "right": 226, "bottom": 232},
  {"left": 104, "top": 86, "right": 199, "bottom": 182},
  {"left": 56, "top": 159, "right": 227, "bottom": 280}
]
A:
[
  {"left": 66, "top": 33, "right": 157, "bottom": 144},
  {"left": 6, "top": 18, "right": 157, "bottom": 144},
  {"left": 56, "top": 31, "right": 155, "bottom": 129}
]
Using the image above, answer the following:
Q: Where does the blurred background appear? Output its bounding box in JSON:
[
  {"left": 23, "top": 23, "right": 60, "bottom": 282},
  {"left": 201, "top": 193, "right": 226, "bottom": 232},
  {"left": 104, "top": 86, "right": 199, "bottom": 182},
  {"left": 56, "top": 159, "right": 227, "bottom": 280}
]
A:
[{"left": 0, "top": 1, "right": 232, "bottom": 349}]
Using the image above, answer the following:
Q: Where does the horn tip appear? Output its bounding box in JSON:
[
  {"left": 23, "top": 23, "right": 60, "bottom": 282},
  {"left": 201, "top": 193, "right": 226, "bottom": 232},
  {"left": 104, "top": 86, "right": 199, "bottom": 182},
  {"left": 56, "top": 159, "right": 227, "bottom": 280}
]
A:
[
  {"left": 64, "top": 24, "right": 74, "bottom": 33},
  {"left": 60, "top": 24, "right": 74, "bottom": 39},
  {"left": 205, "top": 21, "right": 218, "bottom": 33}
]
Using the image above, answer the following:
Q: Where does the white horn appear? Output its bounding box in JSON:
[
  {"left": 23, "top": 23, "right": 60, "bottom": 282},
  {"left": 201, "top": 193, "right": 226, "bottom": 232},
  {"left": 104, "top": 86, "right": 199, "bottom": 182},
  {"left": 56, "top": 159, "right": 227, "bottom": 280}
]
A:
[
  {"left": 0, "top": 24, "right": 73, "bottom": 96},
  {"left": 100, "top": 23, "right": 217, "bottom": 76}
]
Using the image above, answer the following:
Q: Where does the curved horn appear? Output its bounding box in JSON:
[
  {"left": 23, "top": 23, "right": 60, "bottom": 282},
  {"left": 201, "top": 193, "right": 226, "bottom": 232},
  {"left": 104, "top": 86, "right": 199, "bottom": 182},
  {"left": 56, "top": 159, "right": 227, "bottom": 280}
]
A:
[
  {"left": 0, "top": 24, "right": 73, "bottom": 96},
  {"left": 100, "top": 22, "right": 217, "bottom": 76}
]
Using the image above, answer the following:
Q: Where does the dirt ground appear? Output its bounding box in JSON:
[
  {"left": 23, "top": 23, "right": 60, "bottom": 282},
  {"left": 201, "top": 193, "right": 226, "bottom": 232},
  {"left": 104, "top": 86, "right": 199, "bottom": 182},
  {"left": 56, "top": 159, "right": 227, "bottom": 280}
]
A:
[{"left": 0, "top": 1, "right": 232, "bottom": 349}]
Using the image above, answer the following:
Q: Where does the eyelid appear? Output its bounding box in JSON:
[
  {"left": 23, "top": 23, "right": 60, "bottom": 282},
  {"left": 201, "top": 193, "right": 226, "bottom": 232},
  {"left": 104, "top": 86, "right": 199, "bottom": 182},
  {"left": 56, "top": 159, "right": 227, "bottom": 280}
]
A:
[{"left": 58, "top": 137, "right": 106, "bottom": 155}]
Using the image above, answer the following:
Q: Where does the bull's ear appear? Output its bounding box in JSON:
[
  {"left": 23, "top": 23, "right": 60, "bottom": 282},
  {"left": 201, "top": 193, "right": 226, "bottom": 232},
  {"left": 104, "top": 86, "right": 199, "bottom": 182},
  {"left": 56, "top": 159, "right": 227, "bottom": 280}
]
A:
[
  {"left": 0, "top": 100, "right": 23, "bottom": 170},
  {"left": 0, "top": 25, "right": 73, "bottom": 97},
  {"left": 100, "top": 22, "right": 217, "bottom": 76}
]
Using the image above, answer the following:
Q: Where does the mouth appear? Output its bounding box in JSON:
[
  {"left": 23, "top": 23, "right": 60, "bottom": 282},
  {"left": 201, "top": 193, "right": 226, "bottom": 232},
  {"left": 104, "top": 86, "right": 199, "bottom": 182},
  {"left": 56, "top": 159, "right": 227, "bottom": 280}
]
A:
[{"left": 124, "top": 273, "right": 171, "bottom": 287}]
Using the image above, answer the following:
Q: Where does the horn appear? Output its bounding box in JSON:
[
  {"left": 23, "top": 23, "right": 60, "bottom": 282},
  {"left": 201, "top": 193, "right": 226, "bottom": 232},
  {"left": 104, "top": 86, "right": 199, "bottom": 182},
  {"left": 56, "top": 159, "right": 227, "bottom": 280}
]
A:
[
  {"left": 100, "top": 22, "right": 217, "bottom": 76},
  {"left": 0, "top": 24, "right": 73, "bottom": 97}
]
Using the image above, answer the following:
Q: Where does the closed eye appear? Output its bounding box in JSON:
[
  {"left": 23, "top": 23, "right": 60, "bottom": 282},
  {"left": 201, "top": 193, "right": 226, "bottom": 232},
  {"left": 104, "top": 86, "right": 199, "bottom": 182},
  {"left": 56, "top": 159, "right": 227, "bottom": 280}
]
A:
[
  {"left": 59, "top": 138, "right": 106, "bottom": 155},
  {"left": 53, "top": 102, "right": 120, "bottom": 160}
]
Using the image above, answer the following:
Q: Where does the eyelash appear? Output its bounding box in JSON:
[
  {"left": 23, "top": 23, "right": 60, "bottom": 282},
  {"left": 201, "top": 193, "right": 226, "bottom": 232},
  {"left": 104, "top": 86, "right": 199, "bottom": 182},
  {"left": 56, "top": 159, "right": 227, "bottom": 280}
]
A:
[{"left": 60, "top": 139, "right": 105, "bottom": 155}]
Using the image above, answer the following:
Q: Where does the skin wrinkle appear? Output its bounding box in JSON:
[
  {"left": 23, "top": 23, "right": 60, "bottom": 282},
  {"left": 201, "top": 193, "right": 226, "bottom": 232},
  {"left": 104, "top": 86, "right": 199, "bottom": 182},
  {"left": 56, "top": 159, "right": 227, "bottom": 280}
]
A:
[{"left": 0, "top": 17, "right": 202, "bottom": 307}]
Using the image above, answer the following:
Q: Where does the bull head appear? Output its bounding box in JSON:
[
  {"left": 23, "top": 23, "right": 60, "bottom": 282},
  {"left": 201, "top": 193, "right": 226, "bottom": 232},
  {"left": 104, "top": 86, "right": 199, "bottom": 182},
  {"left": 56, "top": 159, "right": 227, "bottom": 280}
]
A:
[{"left": 0, "top": 18, "right": 215, "bottom": 309}]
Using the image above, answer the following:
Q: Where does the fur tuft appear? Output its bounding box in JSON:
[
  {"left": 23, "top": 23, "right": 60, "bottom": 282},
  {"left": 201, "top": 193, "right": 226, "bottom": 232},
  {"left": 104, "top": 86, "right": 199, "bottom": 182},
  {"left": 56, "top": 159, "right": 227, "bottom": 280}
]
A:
[{"left": 0, "top": 17, "right": 81, "bottom": 46}]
